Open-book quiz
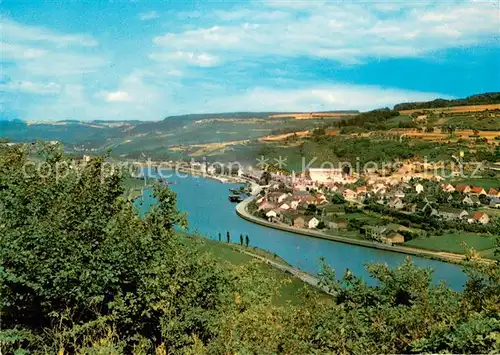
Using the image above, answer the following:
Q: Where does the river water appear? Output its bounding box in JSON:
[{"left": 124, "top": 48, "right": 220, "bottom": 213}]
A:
[{"left": 136, "top": 172, "right": 468, "bottom": 289}]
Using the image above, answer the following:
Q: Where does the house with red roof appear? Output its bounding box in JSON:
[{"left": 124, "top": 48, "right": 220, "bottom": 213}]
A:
[
  {"left": 355, "top": 186, "right": 367, "bottom": 194},
  {"left": 342, "top": 189, "right": 357, "bottom": 200},
  {"left": 487, "top": 188, "right": 499, "bottom": 197},
  {"left": 468, "top": 212, "right": 490, "bottom": 225},
  {"left": 470, "top": 186, "right": 486, "bottom": 195},
  {"left": 441, "top": 183, "right": 455, "bottom": 193},
  {"left": 455, "top": 184, "right": 471, "bottom": 194}
]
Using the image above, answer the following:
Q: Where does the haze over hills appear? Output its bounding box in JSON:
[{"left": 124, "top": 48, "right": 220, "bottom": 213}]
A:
[
  {"left": 0, "top": 110, "right": 358, "bottom": 153},
  {"left": 1, "top": 93, "right": 499, "bottom": 161}
]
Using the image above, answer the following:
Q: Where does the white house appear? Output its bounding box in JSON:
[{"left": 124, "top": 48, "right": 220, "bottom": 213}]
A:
[
  {"left": 388, "top": 197, "right": 404, "bottom": 210},
  {"left": 415, "top": 183, "right": 424, "bottom": 194},
  {"left": 279, "top": 203, "right": 290, "bottom": 211},
  {"left": 265, "top": 210, "right": 279, "bottom": 222},
  {"left": 462, "top": 196, "right": 480, "bottom": 207},
  {"left": 277, "top": 193, "right": 290, "bottom": 204},
  {"left": 372, "top": 183, "right": 387, "bottom": 195},
  {"left": 305, "top": 216, "right": 320, "bottom": 229},
  {"left": 393, "top": 190, "right": 405, "bottom": 199},
  {"left": 207, "top": 165, "right": 216, "bottom": 175}
]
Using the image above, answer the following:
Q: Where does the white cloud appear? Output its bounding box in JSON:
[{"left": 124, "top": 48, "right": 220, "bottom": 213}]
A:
[
  {"left": 19, "top": 81, "right": 448, "bottom": 121},
  {"left": 19, "top": 52, "right": 108, "bottom": 76},
  {"left": 138, "top": 11, "right": 160, "bottom": 21},
  {"left": 191, "top": 85, "right": 449, "bottom": 113},
  {"left": 0, "top": 80, "right": 61, "bottom": 94},
  {"left": 149, "top": 51, "right": 219, "bottom": 67},
  {"left": 105, "top": 91, "right": 131, "bottom": 102},
  {"left": 1, "top": 42, "right": 47, "bottom": 59},
  {"left": 1, "top": 2, "right": 497, "bottom": 122},
  {"left": 213, "top": 8, "right": 289, "bottom": 21},
  {"left": 0, "top": 17, "right": 98, "bottom": 47},
  {"left": 151, "top": 1, "right": 499, "bottom": 64},
  {"left": 1, "top": 18, "right": 107, "bottom": 78}
]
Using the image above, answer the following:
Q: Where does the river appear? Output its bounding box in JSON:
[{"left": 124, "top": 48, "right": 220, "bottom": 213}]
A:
[{"left": 136, "top": 172, "right": 468, "bottom": 290}]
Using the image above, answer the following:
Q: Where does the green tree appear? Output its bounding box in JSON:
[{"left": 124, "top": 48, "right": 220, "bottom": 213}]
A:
[
  {"left": 260, "top": 171, "right": 271, "bottom": 185},
  {"left": 1, "top": 142, "right": 499, "bottom": 354},
  {"left": 245, "top": 235, "right": 249, "bottom": 247},
  {"left": 305, "top": 204, "right": 317, "bottom": 215},
  {"left": 0, "top": 143, "right": 232, "bottom": 353},
  {"left": 329, "top": 193, "right": 345, "bottom": 204},
  {"left": 240, "top": 234, "right": 244, "bottom": 246},
  {"left": 226, "top": 231, "right": 231, "bottom": 243}
]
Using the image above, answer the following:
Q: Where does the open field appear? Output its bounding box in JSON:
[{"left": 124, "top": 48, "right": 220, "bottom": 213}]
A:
[
  {"left": 258, "top": 130, "right": 310, "bottom": 142},
  {"left": 169, "top": 140, "right": 251, "bottom": 156},
  {"left": 269, "top": 112, "right": 357, "bottom": 119},
  {"left": 387, "top": 129, "right": 500, "bottom": 142},
  {"left": 400, "top": 103, "right": 500, "bottom": 115},
  {"left": 404, "top": 232, "right": 497, "bottom": 255},
  {"left": 444, "top": 177, "right": 500, "bottom": 190}
]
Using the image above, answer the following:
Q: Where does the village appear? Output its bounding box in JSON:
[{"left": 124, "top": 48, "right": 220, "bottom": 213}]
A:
[
  {"left": 68, "top": 155, "right": 499, "bottom": 256},
  {"left": 240, "top": 165, "right": 499, "bottom": 251}
]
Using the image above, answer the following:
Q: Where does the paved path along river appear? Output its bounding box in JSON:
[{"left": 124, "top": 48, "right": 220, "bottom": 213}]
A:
[{"left": 137, "top": 172, "right": 468, "bottom": 290}]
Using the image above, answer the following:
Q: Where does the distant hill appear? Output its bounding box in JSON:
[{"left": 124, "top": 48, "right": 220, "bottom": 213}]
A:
[
  {"left": 0, "top": 111, "right": 351, "bottom": 157},
  {"left": 1, "top": 94, "right": 497, "bottom": 158},
  {"left": 161, "top": 110, "right": 358, "bottom": 121},
  {"left": 394, "top": 92, "right": 500, "bottom": 111}
]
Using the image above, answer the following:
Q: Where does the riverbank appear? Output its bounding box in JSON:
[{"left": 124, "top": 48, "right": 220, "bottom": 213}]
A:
[
  {"left": 235, "top": 196, "right": 492, "bottom": 265},
  {"left": 122, "top": 176, "right": 153, "bottom": 201},
  {"left": 180, "top": 233, "right": 332, "bottom": 302},
  {"left": 135, "top": 172, "right": 470, "bottom": 289},
  {"left": 176, "top": 167, "right": 245, "bottom": 184}
]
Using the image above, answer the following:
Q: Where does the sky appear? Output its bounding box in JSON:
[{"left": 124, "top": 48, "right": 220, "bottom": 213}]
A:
[{"left": 0, "top": 0, "right": 499, "bottom": 121}]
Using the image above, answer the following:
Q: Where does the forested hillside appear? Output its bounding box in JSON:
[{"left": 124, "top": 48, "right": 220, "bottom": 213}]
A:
[
  {"left": 1, "top": 142, "right": 499, "bottom": 354},
  {"left": 394, "top": 92, "right": 500, "bottom": 111},
  {"left": 1, "top": 93, "right": 498, "bottom": 161}
]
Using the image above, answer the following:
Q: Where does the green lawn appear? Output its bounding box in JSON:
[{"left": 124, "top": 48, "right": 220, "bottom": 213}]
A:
[
  {"left": 325, "top": 229, "right": 364, "bottom": 240},
  {"left": 444, "top": 177, "right": 499, "bottom": 190},
  {"left": 320, "top": 204, "right": 346, "bottom": 214},
  {"left": 478, "top": 248, "right": 500, "bottom": 261},
  {"left": 179, "top": 234, "right": 328, "bottom": 305},
  {"left": 344, "top": 212, "right": 383, "bottom": 224},
  {"left": 385, "top": 114, "right": 413, "bottom": 128},
  {"left": 405, "top": 232, "right": 496, "bottom": 255}
]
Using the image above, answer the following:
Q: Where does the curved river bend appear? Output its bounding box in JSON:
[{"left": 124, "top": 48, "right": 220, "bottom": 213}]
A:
[{"left": 137, "top": 173, "right": 468, "bottom": 290}]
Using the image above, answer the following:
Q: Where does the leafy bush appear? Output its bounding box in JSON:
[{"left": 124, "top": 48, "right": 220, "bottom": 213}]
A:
[
  {"left": 1, "top": 142, "right": 499, "bottom": 354},
  {"left": 0, "top": 143, "right": 232, "bottom": 352}
]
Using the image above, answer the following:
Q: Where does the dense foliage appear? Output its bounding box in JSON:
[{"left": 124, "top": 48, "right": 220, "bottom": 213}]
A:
[
  {"left": 0, "top": 143, "right": 234, "bottom": 353},
  {"left": 335, "top": 108, "right": 400, "bottom": 130},
  {"left": 1, "top": 143, "right": 499, "bottom": 354},
  {"left": 394, "top": 92, "right": 500, "bottom": 111}
]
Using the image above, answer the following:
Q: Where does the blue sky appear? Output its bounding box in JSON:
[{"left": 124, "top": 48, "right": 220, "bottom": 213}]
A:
[{"left": 1, "top": 0, "right": 499, "bottom": 121}]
